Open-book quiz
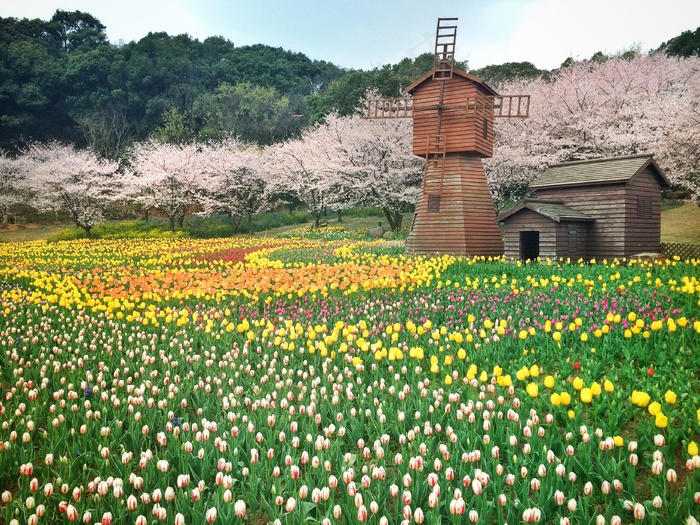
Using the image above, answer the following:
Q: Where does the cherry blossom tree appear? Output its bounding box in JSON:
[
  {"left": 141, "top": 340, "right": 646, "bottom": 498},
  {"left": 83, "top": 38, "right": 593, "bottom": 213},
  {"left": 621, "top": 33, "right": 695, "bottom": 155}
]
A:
[
  {"left": 200, "top": 139, "right": 269, "bottom": 233},
  {"left": 264, "top": 129, "right": 343, "bottom": 228},
  {"left": 0, "top": 152, "right": 28, "bottom": 224},
  {"left": 486, "top": 53, "right": 700, "bottom": 206},
  {"left": 126, "top": 140, "right": 206, "bottom": 231},
  {"left": 19, "top": 142, "right": 120, "bottom": 237},
  {"left": 319, "top": 113, "right": 423, "bottom": 230}
]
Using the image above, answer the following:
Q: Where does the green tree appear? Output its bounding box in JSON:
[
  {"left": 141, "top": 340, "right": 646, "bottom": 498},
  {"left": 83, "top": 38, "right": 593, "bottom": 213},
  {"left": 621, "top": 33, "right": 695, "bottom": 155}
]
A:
[
  {"left": 193, "top": 82, "right": 300, "bottom": 145},
  {"left": 658, "top": 26, "right": 700, "bottom": 57},
  {"left": 469, "top": 62, "right": 543, "bottom": 87}
]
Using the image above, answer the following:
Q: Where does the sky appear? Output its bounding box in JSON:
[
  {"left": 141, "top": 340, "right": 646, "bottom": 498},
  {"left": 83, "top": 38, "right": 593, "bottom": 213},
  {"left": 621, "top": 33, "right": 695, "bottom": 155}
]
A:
[{"left": 1, "top": 0, "right": 699, "bottom": 71}]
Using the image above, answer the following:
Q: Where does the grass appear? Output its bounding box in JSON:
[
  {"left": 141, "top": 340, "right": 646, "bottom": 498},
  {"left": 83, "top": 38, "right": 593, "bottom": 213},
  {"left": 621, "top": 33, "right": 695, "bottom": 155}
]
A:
[
  {"left": 1, "top": 203, "right": 698, "bottom": 246},
  {"left": 0, "top": 224, "right": 67, "bottom": 243},
  {"left": 660, "top": 202, "right": 700, "bottom": 245}
]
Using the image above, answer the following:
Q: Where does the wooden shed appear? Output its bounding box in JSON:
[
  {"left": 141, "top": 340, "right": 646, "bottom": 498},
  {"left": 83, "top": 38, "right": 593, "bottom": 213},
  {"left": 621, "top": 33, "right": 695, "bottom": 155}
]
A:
[{"left": 496, "top": 154, "right": 670, "bottom": 260}]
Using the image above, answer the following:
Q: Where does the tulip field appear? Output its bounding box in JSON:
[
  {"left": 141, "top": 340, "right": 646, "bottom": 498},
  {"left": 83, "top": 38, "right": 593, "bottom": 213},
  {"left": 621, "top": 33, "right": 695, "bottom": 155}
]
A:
[{"left": 1, "top": 235, "right": 699, "bottom": 525}]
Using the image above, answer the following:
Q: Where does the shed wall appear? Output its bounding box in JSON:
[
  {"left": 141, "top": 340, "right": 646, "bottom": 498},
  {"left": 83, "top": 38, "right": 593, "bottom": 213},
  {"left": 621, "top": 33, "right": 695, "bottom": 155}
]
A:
[
  {"left": 624, "top": 167, "right": 663, "bottom": 255},
  {"left": 535, "top": 184, "right": 626, "bottom": 258},
  {"left": 502, "top": 209, "right": 558, "bottom": 260}
]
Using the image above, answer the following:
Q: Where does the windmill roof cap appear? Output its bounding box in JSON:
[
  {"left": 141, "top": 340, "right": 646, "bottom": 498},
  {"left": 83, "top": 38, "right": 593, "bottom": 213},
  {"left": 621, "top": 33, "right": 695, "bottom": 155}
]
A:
[{"left": 404, "top": 67, "right": 499, "bottom": 96}]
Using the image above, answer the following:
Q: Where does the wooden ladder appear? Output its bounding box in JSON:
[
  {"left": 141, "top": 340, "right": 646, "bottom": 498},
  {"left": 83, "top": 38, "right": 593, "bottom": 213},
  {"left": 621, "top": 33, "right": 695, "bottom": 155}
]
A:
[
  {"left": 433, "top": 18, "right": 458, "bottom": 80},
  {"left": 424, "top": 134, "right": 447, "bottom": 193}
]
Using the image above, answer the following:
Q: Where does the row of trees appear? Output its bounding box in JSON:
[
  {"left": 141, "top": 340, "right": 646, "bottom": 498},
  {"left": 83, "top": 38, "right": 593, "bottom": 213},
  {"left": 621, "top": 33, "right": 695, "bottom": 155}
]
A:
[
  {"left": 2, "top": 23, "right": 699, "bottom": 232},
  {"left": 487, "top": 51, "right": 700, "bottom": 210},
  {"left": 0, "top": 113, "right": 422, "bottom": 235}
]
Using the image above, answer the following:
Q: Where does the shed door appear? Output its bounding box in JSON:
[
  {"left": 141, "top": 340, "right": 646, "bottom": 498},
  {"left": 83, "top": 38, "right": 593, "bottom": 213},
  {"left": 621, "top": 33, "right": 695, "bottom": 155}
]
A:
[{"left": 520, "top": 231, "right": 540, "bottom": 261}]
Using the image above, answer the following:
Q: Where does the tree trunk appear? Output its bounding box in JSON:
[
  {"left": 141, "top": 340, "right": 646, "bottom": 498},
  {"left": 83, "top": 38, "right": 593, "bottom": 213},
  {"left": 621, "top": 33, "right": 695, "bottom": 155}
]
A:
[
  {"left": 382, "top": 208, "right": 398, "bottom": 231},
  {"left": 337, "top": 209, "right": 343, "bottom": 223},
  {"left": 247, "top": 211, "right": 254, "bottom": 235},
  {"left": 177, "top": 216, "right": 184, "bottom": 229},
  {"left": 169, "top": 216, "right": 176, "bottom": 232},
  {"left": 144, "top": 208, "right": 150, "bottom": 221},
  {"left": 83, "top": 225, "right": 92, "bottom": 239},
  {"left": 312, "top": 212, "right": 321, "bottom": 228}
]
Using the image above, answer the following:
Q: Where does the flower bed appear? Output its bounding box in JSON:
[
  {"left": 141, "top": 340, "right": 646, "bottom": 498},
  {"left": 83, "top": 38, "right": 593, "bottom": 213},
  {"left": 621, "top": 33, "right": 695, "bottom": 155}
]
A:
[{"left": 0, "top": 238, "right": 698, "bottom": 524}]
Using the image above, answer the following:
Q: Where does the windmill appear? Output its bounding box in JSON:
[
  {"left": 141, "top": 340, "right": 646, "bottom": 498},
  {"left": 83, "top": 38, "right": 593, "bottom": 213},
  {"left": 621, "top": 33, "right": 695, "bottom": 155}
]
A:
[{"left": 364, "top": 17, "right": 530, "bottom": 256}]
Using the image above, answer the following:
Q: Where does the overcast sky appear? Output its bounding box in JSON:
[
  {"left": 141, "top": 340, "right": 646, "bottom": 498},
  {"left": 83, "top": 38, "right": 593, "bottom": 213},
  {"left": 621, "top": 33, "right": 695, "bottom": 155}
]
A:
[{"left": 1, "top": 0, "right": 699, "bottom": 70}]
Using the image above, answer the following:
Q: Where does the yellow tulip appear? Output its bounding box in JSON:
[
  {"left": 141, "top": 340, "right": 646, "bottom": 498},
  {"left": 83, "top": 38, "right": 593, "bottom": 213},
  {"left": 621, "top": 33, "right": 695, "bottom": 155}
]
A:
[
  {"left": 544, "top": 375, "right": 555, "bottom": 389},
  {"left": 572, "top": 377, "right": 584, "bottom": 391},
  {"left": 444, "top": 375, "right": 453, "bottom": 386},
  {"left": 664, "top": 390, "right": 677, "bottom": 404},
  {"left": 567, "top": 410, "right": 575, "bottom": 419},
  {"left": 604, "top": 379, "right": 614, "bottom": 393},
  {"left": 580, "top": 388, "right": 593, "bottom": 404},
  {"left": 654, "top": 411, "right": 668, "bottom": 429},
  {"left": 688, "top": 441, "right": 699, "bottom": 456},
  {"left": 526, "top": 383, "right": 539, "bottom": 398},
  {"left": 560, "top": 392, "right": 572, "bottom": 406},
  {"left": 590, "top": 382, "right": 602, "bottom": 396},
  {"left": 550, "top": 393, "right": 561, "bottom": 406},
  {"left": 648, "top": 401, "right": 661, "bottom": 416},
  {"left": 613, "top": 436, "right": 624, "bottom": 447},
  {"left": 631, "top": 390, "right": 651, "bottom": 408}
]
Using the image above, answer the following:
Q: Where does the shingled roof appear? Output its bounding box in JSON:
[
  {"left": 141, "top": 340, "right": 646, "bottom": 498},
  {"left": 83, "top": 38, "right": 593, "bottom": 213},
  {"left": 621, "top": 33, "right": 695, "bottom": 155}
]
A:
[
  {"left": 531, "top": 154, "right": 670, "bottom": 190},
  {"left": 496, "top": 199, "right": 594, "bottom": 223}
]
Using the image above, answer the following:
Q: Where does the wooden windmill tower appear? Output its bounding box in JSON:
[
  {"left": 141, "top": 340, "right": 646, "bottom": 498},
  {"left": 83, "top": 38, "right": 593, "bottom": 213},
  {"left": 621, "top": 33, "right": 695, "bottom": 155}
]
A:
[{"left": 365, "top": 18, "right": 530, "bottom": 256}]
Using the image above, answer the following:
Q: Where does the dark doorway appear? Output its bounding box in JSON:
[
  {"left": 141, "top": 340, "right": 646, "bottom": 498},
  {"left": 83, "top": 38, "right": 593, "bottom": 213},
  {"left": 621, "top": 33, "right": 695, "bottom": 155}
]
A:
[{"left": 520, "top": 231, "right": 540, "bottom": 260}]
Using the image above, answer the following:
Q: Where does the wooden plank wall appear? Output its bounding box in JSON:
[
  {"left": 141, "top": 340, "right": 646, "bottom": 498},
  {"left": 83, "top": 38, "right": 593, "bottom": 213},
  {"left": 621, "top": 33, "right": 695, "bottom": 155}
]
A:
[
  {"left": 412, "top": 78, "right": 493, "bottom": 158},
  {"left": 624, "top": 168, "right": 663, "bottom": 255},
  {"left": 554, "top": 222, "right": 591, "bottom": 261},
  {"left": 406, "top": 154, "right": 503, "bottom": 256},
  {"left": 502, "top": 210, "right": 557, "bottom": 259},
  {"left": 535, "top": 185, "right": 627, "bottom": 259}
]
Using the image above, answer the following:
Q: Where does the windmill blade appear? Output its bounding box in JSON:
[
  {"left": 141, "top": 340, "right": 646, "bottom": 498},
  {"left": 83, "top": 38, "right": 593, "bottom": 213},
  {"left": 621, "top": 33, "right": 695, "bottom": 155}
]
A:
[
  {"left": 433, "top": 18, "right": 458, "bottom": 80},
  {"left": 493, "top": 95, "right": 530, "bottom": 118},
  {"left": 458, "top": 95, "right": 530, "bottom": 118},
  {"left": 363, "top": 98, "right": 414, "bottom": 119}
]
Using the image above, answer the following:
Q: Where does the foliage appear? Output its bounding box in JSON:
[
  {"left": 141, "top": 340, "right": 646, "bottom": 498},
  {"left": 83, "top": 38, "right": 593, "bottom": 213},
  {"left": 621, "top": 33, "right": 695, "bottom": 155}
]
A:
[
  {"left": 469, "top": 61, "right": 544, "bottom": 87},
  {"left": 659, "top": 26, "right": 700, "bottom": 58},
  {"left": 0, "top": 12, "right": 343, "bottom": 152}
]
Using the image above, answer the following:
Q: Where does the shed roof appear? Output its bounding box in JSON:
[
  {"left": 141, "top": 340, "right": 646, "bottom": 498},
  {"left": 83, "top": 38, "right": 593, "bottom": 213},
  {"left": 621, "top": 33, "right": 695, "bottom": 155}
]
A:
[
  {"left": 496, "top": 199, "right": 595, "bottom": 223},
  {"left": 404, "top": 67, "right": 498, "bottom": 96},
  {"left": 531, "top": 154, "right": 670, "bottom": 190}
]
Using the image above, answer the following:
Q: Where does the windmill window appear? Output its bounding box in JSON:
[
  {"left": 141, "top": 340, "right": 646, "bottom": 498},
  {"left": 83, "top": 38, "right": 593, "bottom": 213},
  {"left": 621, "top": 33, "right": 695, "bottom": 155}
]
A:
[
  {"left": 637, "top": 196, "right": 652, "bottom": 219},
  {"left": 428, "top": 194, "right": 441, "bottom": 213},
  {"left": 483, "top": 118, "right": 489, "bottom": 139}
]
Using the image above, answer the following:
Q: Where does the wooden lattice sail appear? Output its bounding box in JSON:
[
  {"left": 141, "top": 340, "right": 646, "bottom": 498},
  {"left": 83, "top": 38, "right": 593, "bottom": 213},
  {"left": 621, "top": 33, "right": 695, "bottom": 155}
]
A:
[{"left": 364, "top": 17, "right": 530, "bottom": 256}]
